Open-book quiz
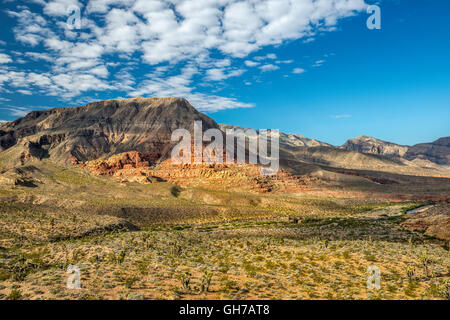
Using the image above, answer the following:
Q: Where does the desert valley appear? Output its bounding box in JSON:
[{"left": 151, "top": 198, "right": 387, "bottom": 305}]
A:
[{"left": 0, "top": 97, "right": 448, "bottom": 300}]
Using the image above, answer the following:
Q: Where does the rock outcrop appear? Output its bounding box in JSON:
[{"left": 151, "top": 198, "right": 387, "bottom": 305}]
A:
[
  {"left": 342, "top": 135, "right": 409, "bottom": 158},
  {"left": 404, "top": 137, "right": 450, "bottom": 166},
  {"left": 86, "top": 152, "right": 309, "bottom": 193},
  {"left": 402, "top": 203, "right": 450, "bottom": 241}
]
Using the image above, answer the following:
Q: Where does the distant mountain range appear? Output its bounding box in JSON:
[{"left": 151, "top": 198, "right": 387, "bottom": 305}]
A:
[
  {"left": 342, "top": 135, "right": 450, "bottom": 166},
  {"left": 0, "top": 97, "right": 448, "bottom": 174}
]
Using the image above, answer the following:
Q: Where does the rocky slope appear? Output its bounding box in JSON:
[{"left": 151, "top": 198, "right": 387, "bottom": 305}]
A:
[
  {"left": 342, "top": 135, "right": 450, "bottom": 166},
  {"left": 342, "top": 135, "right": 409, "bottom": 158},
  {"left": 219, "top": 124, "right": 331, "bottom": 148},
  {"left": 0, "top": 97, "right": 448, "bottom": 186},
  {"left": 0, "top": 97, "right": 218, "bottom": 166},
  {"left": 402, "top": 203, "right": 450, "bottom": 241},
  {"left": 85, "top": 152, "right": 310, "bottom": 193},
  {"left": 404, "top": 137, "right": 450, "bottom": 166}
]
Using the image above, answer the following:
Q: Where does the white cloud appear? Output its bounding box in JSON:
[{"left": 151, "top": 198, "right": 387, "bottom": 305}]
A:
[
  {"left": 259, "top": 64, "right": 279, "bottom": 72},
  {"left": 292, "top": 67, "right": 305, "bottom": 74},
  {"left": 86, "top": 0, "right": 135, "bottom": 14},
  {"left": 130, "top": 66, "right": 253, "bottom": 112},
  {"left": 0, "top": 106, "right": 34, "bottom": 117},
  {"left": 17, "top": 89, "right": 33, "bottom": 95},
  {"left": 331, "top": 114, "right": 351, "bottom": 119},
  {"left": 276, "top": 59, "right": 294, "bottom": 64},
  {"left": 244, "top": 60, "right": 259, "bottom": 67},
  {"left": 313, "top": 59, "right": 326, "bottom": 67},
  {"left": 6, "top": 8, "right": 53, "bottom": 46},
  {"left": 206, "top": 67, "right": 246, "bottom": 81},
  {"left": 24, "top": 52, "right": 53, "bottom": 62},
  {"left": 0, "top": 54, "right": 12, "bottom": 64},
  {"left": 4, "top": 0, "right": 368, "bottom": 111},
  {"left": 43, "top": 0, "right": 82, "bottom": 17}
]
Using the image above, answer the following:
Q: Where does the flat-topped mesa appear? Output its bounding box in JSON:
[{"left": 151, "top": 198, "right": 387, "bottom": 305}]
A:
[{"left": 0, "top": 97, "right": 218, "bottom": 166}]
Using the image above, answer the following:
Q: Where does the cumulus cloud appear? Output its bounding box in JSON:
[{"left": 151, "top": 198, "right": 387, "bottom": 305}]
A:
[
  {"left": 3, "top": 0, "right": 368, "bottom": 111},
  {"left": 259, "top": 64, "right": 279, "bottom": 72},
  {"left": 0, "top": 54, "right": 12, "bottom": 64},
  {"left": 206, "top": 68, "right": 245, "bottom": 81},
  {"left": 43, "top": 0, "right": 82, "bottom": 17},
  {"left": 244, "top": 60, "right": 259, "bottom": 67}
]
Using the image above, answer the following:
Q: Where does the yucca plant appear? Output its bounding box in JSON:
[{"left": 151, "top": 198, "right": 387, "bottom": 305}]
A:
[
  {"left": 200, "top": 271, "right": 213, "bottom": 293},
  {"left": 419, "top": 252, "right": 432, "bottom": 278}
]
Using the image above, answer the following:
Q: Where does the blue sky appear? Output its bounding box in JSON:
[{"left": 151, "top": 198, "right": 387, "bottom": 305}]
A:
[{"left": 0, "top": 0, "right": 449, "bottom": 146}]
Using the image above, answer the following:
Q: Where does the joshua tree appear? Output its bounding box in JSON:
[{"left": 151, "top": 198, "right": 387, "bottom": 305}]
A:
[
  {"left": 200, "top": 271, "right": 213, "bottom": 293},
  {"left": 406, "top": 266, "right": 415, "bottom": 282},
  {"left": 117, "top": 250, "right": 126, "bottom": 264},
  {"left": 442, "top": 280, "right": 450, "bottom": 300},
  {"left": 179, "top": 271, "right": 191, "bottom": 291},
  {"left": 419, "top": 252, "right": 432, "bottom": 278}
]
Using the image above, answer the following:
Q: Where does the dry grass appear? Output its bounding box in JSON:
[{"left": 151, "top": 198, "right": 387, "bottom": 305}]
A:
[{"left": 0, "top": 163, "right": 448, "bottom": 300}]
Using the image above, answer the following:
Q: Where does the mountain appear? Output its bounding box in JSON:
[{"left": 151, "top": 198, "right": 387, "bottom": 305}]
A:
[
  {"left": 404, "top": 137, "right": 450, "bottom": 166},
  {"left": 342, "top": 135, "right": 409, "bottom": 158},
  {"left": 0, "top": 97, "right": 217, "bottom": 166},
  {"left": 0, "top": 97, "right": 448, "bottom": 182},
  {"left": 219, "top": 125, "right": 449, "bottom": 178},
  {"left": 342, "top": 135, "right": 450, "bottom": 166},
  {"left": 219, "top": 124, "right": 331, "bottom": 148}
]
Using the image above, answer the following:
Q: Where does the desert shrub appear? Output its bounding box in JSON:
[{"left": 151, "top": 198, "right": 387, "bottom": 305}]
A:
[
  {"left": 224, "top": 280, "right": 239, "bottom": 291},
  {"left": 342, "top": 250, "right": 351, "bottom": 259},
  {"left": 136, "top": 260, "right": 149, "bottom": 275},
  {"left": 124, "top": 276, "right": 138, "bottom": 289},
  {"left": 435, "top": 280, "right": 450, "bottom": 300},
  {"left": 0, "top": 269, "right": 11, "bottom": 281},
  {"left": 170, "top": 185, "right": 182, "bottom": 197},
  {"left": 364, "top": 251, "right": 377, "bottom": 262},
  {"left": 169, "top": 242, "right": 182, "bottom": 256},
  {"left": 7, "top": 288, "right": 22, "bottom": 300},
  {"left": 108, "top": 250, "right": 126, "bottom": 264},
  {"left": 404, "top": 280, "right": 418, "bottom": 297},
  {"left": 264, "top": 260, "right": 277, "bottom": 270},
  {"left": 117, "top": 250, "right": 126, "bottom": 264},
  {"left": 242, "top": 259, "right": 260, "bottom": 277}
]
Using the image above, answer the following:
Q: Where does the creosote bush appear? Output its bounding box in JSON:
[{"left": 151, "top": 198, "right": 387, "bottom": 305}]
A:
[{"left": 170, "top": 185, "right": 182, "bottom": 197}]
